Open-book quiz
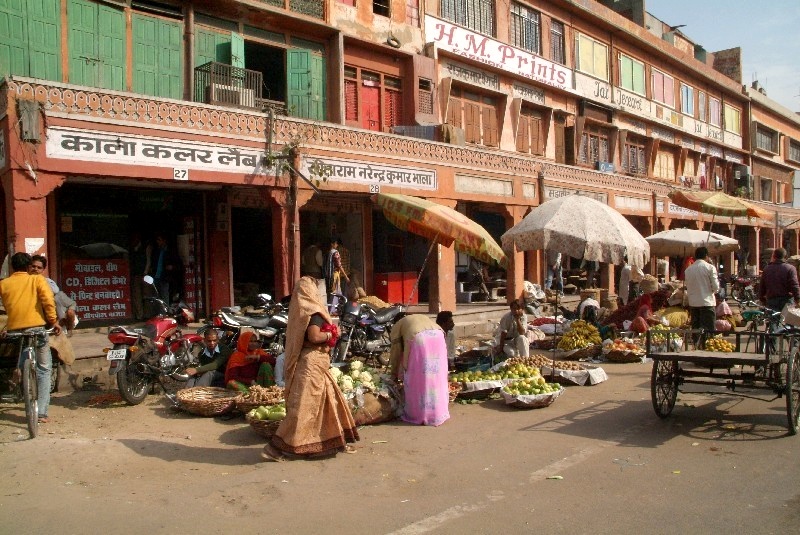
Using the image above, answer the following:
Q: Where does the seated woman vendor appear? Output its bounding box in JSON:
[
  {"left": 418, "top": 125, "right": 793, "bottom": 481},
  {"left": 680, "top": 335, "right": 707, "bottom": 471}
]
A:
[
  {"left": 225, "top": 331, "right": 276, "bottom": 392},
  {"left": 636, "top": 294, "right": 661, "bottom": 326}
]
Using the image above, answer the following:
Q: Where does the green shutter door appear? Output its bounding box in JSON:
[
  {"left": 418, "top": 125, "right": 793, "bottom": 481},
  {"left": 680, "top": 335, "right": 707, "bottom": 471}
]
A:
[
  {"left": 26, "top": 0, "right": 61, "bottom": 81},
  {"left": 67, "top": 0, "right": 99, "bottom": 87},
  {"left": 97, "top": 4, "right": 124, "bottom": 90},
  {"left": 194, "top": 27, "right": 230, "bottom": 67},
  {"left": 230, "top": 32, "right": 244, "bottom": 69},
  {"left": 133, "top": 13, "right": 182, "bottom": 99},
  {"left": 287, "top": 49, "right": 325, "bottom": 121},
  {"left": 0, "top": 0, "right": 29, "bottom": 78}
]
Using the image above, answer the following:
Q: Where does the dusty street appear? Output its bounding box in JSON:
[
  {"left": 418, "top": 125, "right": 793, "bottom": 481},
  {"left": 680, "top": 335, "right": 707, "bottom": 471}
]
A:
[{"left": 1, "top": 359, "right": 799, "bottom": 534}]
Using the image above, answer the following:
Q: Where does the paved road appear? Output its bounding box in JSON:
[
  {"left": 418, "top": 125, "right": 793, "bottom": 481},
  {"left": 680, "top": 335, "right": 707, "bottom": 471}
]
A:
[{"left": 1, "top": 359, "right": 798, "bottom": 534}]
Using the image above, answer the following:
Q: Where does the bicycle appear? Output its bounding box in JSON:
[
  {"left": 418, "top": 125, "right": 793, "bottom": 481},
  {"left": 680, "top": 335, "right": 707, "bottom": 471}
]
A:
[
  {"left": 738, "top": 302, "right": 798, "bottom": 386},
  {"left": 1, "top": 327, "right": 53, "bottom": 438}
]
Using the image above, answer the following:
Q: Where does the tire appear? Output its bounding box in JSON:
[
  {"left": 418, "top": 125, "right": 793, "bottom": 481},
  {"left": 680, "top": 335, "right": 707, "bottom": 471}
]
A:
[
  {"left": 22, "top": 356, "right": 38, "bottom": 438},
  {"left": 50, "top": 354, "right": 60, "bottom": 394},
  {"left": 786, "top": 349, "right": 800, "bottom": 435},
  {"left": 116, "top": 359, "right": 152, "bottom": 405},
  {"left": 731, "top": 286, "right": 743, "bottom": 302},
  {"left": 651, "top": 360, "right": 679, "bottom": 418}
]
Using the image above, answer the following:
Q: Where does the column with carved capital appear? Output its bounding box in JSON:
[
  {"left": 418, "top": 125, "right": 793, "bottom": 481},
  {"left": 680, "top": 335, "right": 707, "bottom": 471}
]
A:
[{"left": 268, "top": 187, "right": 315, "bottom": 299}]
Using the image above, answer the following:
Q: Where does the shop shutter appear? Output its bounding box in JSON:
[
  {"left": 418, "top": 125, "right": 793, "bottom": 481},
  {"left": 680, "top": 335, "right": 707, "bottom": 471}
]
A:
[
  {"left": 384, "top": 88, "right": 402, "bottom": 130},
  {"left": 133, "top": 14, "right": 182, "bottom": 99},
  {"left": 67, "top": 0, "right": 124, "bottom": 89},
  {"left": 481, "top": 105, "right": 498, "bottom": 147},
  {"left": 516, "top": 115, "right": 530, "bottom": 153},
  {"left": 68, "top": 0, "right": 100, "bottom": 87},
  {"left": 0, "top": 0, "right": 28, "bottom": 78},
  {"left": 464, "top": 101, "right": 479, "bottom": 144},
  {"left": 344, "top": 79, "right": 358, "bottom": 122},
  {"left": 27, "top": 0, "right": 62, "bottom": 81},
  {"left": 286, "top": 49, "right": 325, "bottom": 121}
]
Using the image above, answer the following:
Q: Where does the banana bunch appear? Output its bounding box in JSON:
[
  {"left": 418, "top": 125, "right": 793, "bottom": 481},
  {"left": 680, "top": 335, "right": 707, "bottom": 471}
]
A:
[{"left": 557, "top": 320, "right": 602, "bottom": 350}]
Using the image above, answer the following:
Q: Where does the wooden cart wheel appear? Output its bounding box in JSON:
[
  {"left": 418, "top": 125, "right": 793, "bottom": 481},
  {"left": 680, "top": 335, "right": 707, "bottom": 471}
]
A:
[
  {"left": 651, "top": 360, "right": 679, "bottom": 418},
  {"left": 786, "top": 348, "right": 800, "bottom": 435}
]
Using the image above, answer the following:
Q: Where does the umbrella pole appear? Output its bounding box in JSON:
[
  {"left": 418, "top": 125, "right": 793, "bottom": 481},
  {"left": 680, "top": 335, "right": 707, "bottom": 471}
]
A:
[
  {"left": 551, "top": 290, "right": 558, "bottom": 381},
  {"left": 706, "top": 214, "right": 716, "bottom": 241},
  {"left": 406, "top": 235, "right": 439, "bottom": 307}
]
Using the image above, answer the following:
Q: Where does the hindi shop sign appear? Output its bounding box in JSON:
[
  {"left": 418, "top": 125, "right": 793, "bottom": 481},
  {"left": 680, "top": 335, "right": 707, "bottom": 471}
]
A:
[
  {"left": 61, "top": 259, "right": 131, "bottom": 321},
  {"left": 46, "top": 127, "right": 273, "bottom": 176},
  {"left": 426, "top": 15, "right": 572, "bottom": 91},
  {"left": 301, "top": 156, "right": 437, "bottom": 190}
]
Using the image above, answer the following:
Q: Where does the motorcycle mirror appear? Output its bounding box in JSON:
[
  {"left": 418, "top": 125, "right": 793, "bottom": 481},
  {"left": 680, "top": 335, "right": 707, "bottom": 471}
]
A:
[{"left": 143, "top": 275, "right": 154, "bottom": 285}]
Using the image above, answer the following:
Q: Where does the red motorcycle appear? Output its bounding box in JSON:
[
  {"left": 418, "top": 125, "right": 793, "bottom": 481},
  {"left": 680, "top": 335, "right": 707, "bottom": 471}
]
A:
[
  {"left": 729, "top": 274, "right": 758, "bottom": 303},
  {"left": 106, "top": 276, "right": 202, "bottom": 405}
]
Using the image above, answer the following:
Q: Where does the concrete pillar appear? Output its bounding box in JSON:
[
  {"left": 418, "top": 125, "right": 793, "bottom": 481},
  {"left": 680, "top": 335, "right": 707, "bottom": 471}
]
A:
[
  {"left": 501, "top": 204, "right": 526, "bottom": 303},
  {"left": 428, "top": 243, "right": 456, "bottom": 313},
  {"left": 752, "top": 227, "right": 761, "bottom": 272}
]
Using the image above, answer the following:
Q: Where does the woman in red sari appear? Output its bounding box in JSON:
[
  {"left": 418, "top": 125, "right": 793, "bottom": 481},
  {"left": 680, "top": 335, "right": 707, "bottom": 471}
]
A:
[
  {"left": 225, "top": 331, "right": 275, "bottom": 393},
  {"left": 261, "top": 276, "right": 359, "bottom": 461}
]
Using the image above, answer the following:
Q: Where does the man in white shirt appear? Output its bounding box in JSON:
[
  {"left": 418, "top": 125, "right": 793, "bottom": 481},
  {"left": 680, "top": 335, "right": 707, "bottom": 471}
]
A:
[
  {"left": 684, "top": 246, "right": 719, "bottom": 344},
  {"left": 495, "top": 300, "right": 529, "bottom": 359},
  {"left": 545, "top": 250, "right": 563, "bottom": 295}
]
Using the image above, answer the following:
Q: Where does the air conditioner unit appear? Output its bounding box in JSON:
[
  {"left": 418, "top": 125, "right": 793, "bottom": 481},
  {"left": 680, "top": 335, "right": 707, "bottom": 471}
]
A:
[{"left": 205, "top": 83, "right": 256, "bottom": 108}]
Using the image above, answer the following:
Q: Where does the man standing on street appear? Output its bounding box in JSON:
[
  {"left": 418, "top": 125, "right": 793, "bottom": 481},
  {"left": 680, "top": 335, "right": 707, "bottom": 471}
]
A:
[
  {"left": 758, "top": 247, "right": 800, "bottom": 312},
  {"left": 684, "top": 246, "right": 719, "bottom": 344},
  {"left": 0, "top": 252, "right": 62, "bottom": 423}
]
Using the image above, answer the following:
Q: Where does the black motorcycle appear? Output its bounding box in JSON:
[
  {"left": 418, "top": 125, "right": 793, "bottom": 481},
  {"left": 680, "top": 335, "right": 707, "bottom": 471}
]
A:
[
  {"left": 331, "top": 298, "right": 404, "bottom": 366},
  {"left": 201, "top": 293, "right": 288, "bottom": 354}
]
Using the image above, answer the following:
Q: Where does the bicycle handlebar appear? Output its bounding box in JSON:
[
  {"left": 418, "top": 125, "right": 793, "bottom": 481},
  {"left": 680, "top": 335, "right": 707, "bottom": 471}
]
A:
[{"left": 1, "top": 327, "right": 57, "bottom": 339}]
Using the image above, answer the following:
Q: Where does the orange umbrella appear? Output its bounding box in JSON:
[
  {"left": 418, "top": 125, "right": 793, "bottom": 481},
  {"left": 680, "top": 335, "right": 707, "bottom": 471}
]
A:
[
  {"left": 668, "top": 190, "right": 770, "bottom": 219},
  {"left": 373, "top": 193, "right": 508, "bottom": 268}
]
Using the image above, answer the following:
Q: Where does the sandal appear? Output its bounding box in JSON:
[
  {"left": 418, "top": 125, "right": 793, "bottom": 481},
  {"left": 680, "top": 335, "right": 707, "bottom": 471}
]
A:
[
  {"left": 261, "top": 443, "right": 287, "bottom": 462},
  {"left": 38, "top": 416, "right": 49, "bottom": 424},
  {"left": 344, "top": 445, "right": 357, "bottom": 454}
]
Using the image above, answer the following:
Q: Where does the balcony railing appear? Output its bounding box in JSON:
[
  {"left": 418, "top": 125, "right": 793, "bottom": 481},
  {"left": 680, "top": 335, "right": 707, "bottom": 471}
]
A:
[
  {"left": 259, "top": 0, "right": 324, "bottom": 19},
  {"left": 194, "top": 62, "right": 264, "bottom": 111}
]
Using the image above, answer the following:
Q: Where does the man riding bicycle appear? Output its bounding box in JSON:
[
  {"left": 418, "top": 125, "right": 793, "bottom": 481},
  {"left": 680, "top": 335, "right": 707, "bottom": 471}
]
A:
[{"left": 0, "top": 252, "right": 61, "bottom": 423}]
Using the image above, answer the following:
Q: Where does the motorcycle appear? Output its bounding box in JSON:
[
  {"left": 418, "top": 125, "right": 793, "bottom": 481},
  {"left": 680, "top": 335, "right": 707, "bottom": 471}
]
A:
[
  {"left": 201, "top": 293, "right": 288, "bottom": 354},
  {"left": 106, "top": 276, "right": 202, "bottom": 405},
  {"left": 331, "top": 296, "right": 405, "bottom": 366},
  {"left": 730, "top": 274, "right": 758, "bottom": 303}
]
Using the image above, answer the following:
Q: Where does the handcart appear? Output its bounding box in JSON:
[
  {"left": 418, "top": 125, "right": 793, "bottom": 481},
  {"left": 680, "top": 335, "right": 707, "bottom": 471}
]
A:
[{"left": 646, "top": 328, "right": 800, "bottom": 435}]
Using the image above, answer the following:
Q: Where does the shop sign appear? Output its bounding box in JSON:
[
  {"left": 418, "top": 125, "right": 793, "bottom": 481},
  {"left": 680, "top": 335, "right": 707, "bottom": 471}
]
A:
[
  {"left": 302, "top": 156, "right": 437, "bottom": 190},
  {"left": 724, "top": 150, "right": 744, "bottom": 164},
  {"left": 62, "top": 259, "right": 130, "bottom": 321},
  {"left": 615, "top": 195, "right": 651, "bottom": 212},
  {"left": 651, "top": 126, "right": 675, "bottom": 144},
  {"left": 656, "top": 200, "right": 665, "bottom": 213},
  {"left": 614, "top": 87, "right": 647, "bottom": 114},
  {"left": 46, "top": 127, "right": 276, "bottom": 176},
  {"left": 575, "top": 73, "right": 612, "bottom": 105},
  {"left": 0, "top": 130, "right": 5, "bottom": 170},
  {"left": 426, "top": 15, "right": 572, "bottom": 91},
  {"left": 444, "top": 61, "right": 499, "bottom": 91},
  {"left": 543, "top": 186, "right": 607, "bottom": 204},
  {"left": 708, "top": 144, "right": 724, "bottom": 158},
  {"left": 511, "top": 82, "right": 545, "bottom": 105},
  {"left": 667, "top": 203, "right": 698, "bottom": 216}
]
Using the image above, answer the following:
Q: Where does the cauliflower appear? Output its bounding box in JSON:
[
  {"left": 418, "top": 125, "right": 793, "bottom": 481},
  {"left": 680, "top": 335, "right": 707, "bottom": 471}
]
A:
[
  {"left": 360, "top": 381, "right": 375, "bottom": 391},
  {"left": 340, "top": 375, "right": 354, "bottom": 388},
  {"left": 329, "top": 367, "right": 343, "bottom": 380},
  {"left": 349, "top": 361, "right": 364, "bottom": 372},
  {"left": 350, "top": 369, "right": 361, "bottom": 380},
  {"left": 359, "top": 371, "right": 373, "bottom": 384}
]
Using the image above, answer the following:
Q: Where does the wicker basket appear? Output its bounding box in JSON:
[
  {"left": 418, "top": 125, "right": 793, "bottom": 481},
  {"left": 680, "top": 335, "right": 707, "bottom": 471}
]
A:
[
  {"left": 533, "top": 337, "right": 561, "bottom": 350},
  {"left": 604, "top": 350, "right": 645, "bottom": 363},
  {"left": 235, "top": 391, "right": 285, "bottom": 414},
  {"left": 246, "top": 413, "right": 282, "bottom": 438},
  {"left": 448, "top": 382, "right": 462, "bottom": 403},
  {"left": 176, "top": 387, "right": 239, "bottom": 417},
  {"left": 560, "top": 344, "right": 601, "bottom": 361}
]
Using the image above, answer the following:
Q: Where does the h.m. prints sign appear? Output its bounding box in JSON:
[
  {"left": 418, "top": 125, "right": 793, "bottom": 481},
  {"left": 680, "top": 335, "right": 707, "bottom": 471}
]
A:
[
  {"left": 426, "top": 16, "right": 572, "bottom": 91},
  {"left": 302, "top": 156, "right": 437, "bottom": 190},
  {"left": 46, "top": 127, "right": 274, "bottom": 175}
]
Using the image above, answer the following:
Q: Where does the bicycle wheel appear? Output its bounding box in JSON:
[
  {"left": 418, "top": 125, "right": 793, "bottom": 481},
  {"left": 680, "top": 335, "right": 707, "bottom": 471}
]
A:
[
  {"left": 786, "top": 348, "right": 800, "bottom": 435},
  {"left": 21, "top": 356, "right": 38, "bottom": 438},
  {"left": 651, "top": 360, "right": 679, "bottom": 418}
]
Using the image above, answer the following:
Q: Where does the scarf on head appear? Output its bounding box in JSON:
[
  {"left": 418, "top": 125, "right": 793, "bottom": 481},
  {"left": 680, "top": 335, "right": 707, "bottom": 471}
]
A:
[{"left": 283, "top": 276, "right": 332, "bottom": 395}]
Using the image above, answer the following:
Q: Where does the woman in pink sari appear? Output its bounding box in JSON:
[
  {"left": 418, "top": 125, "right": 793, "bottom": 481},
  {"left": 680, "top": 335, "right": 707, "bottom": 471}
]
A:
[{"left": 389, "top": 314, "right": 450, "bottom": 426}]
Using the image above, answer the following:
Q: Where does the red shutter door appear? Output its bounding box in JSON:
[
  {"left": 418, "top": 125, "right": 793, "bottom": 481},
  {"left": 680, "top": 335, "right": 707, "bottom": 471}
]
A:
[
  {"left": 482, "top": 105, "right": 498, "bottom": 147},
  {"left": 517, "top": 114, "right": 530, "bottom": 153},
  {"left": 447, "top": 97, "right": 463, "bottom": 128},
  {"left": 344, "top": 79, "right": 358, "bottom": 122},
  {"left": 384, "top": 89, "right": 402, "bottom": 130},
  {"left": 464, "top": 102, "right": 479, "bottom": 144},
  {"left": 361, "top": 84, "right": 380, "bottom": 131}
]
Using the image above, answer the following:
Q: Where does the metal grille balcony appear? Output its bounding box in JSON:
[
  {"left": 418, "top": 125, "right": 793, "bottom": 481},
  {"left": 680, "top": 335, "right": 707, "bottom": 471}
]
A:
[
  {"left": 194, "top": 62, "right": 263, "bottom": 110},
  {"left": 259, "top": 0, "right": 324, "bottom": 19}
]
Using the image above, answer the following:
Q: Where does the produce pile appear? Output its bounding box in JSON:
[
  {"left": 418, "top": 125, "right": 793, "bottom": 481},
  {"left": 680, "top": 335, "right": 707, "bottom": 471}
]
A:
[
  {"left": 531, "top": 317, "right": 561, "bottom": 326},
  {"left": 449, "top": 362, "right": 541, "bottom": 383},
  {"left": 602, "top": 337, "right": 645, "bottom": 354},
  {"left": 649, "top": 323, "right": 680, "bottom": 345},
  {"left": 247, "top": 402, "right": 286, "bottom": 421},
  {"left": 505, "top": 355, "right": 585, "bottom": 371},
  {"left": 329, "top": 361, "right": 385, "bottom": 394},
  {"left": 502, "top": 377, "right": 562, "bottom": 396},
  {"left": 557, "top": 320, "right": 602, "bottom": 350},
  {"left": 238, "top": 385, "right": 284, "bottom": 406},
  {"left": 603, "top": 288, "right": 672, "bottom": 328},
  {"left": 704, "top": 335, "right": 734, "bottom": 352}
]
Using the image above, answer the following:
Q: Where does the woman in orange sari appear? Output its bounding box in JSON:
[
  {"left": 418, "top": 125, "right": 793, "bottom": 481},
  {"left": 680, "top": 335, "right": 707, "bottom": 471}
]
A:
[
  {"left": 224, "top": 331, "right": 275, "bottom": 393},
  {"left": 262, "top": 276, "right": 359, "bottom": 461}
]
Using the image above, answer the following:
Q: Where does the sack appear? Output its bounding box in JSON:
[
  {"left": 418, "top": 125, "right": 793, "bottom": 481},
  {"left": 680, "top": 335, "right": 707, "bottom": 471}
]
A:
[
  {"left": 349, "top": 392, "right": 397, "bottom": 426},
  {"left": 782, "top": 303, "right": 800, "bottom": 328},
  {"left": 49, "top": 331, "right": 75, "bottom": 365}
]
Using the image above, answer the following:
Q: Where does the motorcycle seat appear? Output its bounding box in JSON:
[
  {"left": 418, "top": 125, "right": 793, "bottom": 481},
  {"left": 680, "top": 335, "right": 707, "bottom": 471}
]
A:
[
  {"left": 372, "top": 306, "right": 403, "bottom": 324},
  {"left": 228, "top": 313, "right": 272, "bottom": 329}
]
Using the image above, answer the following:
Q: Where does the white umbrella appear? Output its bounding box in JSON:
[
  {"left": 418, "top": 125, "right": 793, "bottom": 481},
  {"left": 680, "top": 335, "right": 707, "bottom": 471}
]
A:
[
  {"left": 501, "top": 194, "right": 650, "bottom": 268},
  {"left": 646, "top": 228, "right": 739, "bottom": 257}
]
